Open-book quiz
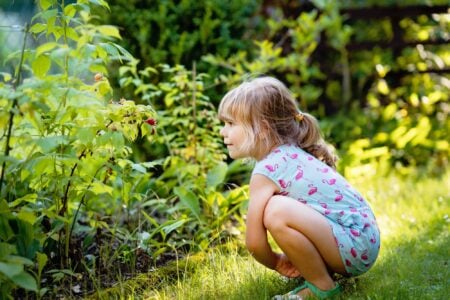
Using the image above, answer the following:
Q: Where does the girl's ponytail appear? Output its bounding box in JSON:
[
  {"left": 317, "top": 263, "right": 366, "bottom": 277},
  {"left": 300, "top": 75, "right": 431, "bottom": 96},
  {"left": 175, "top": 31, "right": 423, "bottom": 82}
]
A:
[{"left": 297, "top": 113, "right": 337, "bottom": 169}]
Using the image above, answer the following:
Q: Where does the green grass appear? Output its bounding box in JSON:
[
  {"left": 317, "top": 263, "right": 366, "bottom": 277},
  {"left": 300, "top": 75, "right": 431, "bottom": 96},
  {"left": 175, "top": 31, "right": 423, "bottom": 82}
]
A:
[{"left": 100, "top": 171, "right": 450, "bottom": 299}]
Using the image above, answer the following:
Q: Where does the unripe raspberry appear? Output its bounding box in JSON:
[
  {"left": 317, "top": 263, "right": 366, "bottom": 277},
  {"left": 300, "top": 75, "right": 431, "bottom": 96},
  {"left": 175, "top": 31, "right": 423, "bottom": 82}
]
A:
[{"left": 94, "top": 73, "right": 103, "bottom": 81}]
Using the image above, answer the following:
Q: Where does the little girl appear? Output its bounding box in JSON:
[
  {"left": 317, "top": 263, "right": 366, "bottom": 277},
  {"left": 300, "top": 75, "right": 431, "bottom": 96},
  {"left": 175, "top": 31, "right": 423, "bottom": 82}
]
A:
[{"left": 218, "top": 76, "right": 380, "bottom": 299}]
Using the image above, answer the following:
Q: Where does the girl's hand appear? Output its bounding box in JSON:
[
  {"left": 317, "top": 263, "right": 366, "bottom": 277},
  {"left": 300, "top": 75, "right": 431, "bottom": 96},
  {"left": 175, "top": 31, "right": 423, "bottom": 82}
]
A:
[{"left": 275, "top": 253, "right": 301, "bottom": 278}]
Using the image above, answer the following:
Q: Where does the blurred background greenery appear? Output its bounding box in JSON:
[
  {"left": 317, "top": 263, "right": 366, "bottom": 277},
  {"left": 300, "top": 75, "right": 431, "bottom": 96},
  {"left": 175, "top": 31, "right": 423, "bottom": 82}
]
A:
[{"left": 95, "top": 0, "right": 449, "bottom": 178}]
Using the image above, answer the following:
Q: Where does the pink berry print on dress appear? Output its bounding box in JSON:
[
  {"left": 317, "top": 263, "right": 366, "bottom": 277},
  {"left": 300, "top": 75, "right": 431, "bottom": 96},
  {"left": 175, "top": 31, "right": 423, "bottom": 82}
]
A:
[
  {"left": 307, "top": 184, "right": 318, "bottom": 195},
  {"left": 278, "top": 179, "right": 291, "bottom": 189},
  {"left": 317, "top": 167, "right": 329, "bottom": 173},
  {"left": 295, "top": 165, "right": 304, "bottom": 180},
  {"left": 289, "top": 153, "right": 298, "bottom": 159},
  {"left": 297, "top": 198, "right": 308, "bottom": 204},
  {"left": 334, "top": 190, "right": 343, "bottom": 202},
  {"left": 345, "top": 259, "right": 352, "bottom": 267},
  {"left": 350, "top": 229, "right": 361, "bottom": 237},
  {"left": 353, "top": 192, "right": 365, "bottom": 202},
  {"left": 361, "top": 250, "right": 369, "bottom": 260},
  {"left": 350, "top": 247, "right": 357, "bottom": 258},
  {"left": 322, "top": 178, "right": 337, "bottom": 185},
  {"left": 265, "top": 164, "right": 278, "bottom": 172}
]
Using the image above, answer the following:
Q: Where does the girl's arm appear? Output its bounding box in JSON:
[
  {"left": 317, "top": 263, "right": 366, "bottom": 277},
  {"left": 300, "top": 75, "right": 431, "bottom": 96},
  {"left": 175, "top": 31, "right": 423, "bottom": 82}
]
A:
[{"left": 246, "top": 173, "right": 279, "bottom": 269}]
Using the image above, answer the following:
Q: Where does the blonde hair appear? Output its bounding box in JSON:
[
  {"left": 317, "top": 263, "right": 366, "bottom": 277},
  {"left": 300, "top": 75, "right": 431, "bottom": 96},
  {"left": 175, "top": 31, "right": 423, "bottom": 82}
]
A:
[{"left": 218, "top": 76, "right": 337, "bottom": 168}]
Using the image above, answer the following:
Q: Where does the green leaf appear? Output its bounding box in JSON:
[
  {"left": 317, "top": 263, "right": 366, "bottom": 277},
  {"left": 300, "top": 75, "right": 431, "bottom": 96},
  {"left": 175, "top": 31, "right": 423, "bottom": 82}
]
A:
[
  {"left": 206, "top": 162, "right": 228, "bottom": 189},
  {"left": 0, "top": 262, "right": 23, "bottom": 278},
  {"left": 63, "top": 4, "right": 77, "bottom": 18},
  {"left": 141, "top": 211, "right": 159, "bottom": 228},
  {"left": 32, "top": 55, "right": 51, "bottom": 78},
  {"left": 0, "top": 72, "right": 12, "bottom": 82},
  {"left": 11, "top": 271, "right": 38, "bottom": 291},
  {"left": 89, "top": 0, "right": 110, "bottom": 9},
  {"left": 39, "top": 0, "right": 54, "bottom": 10},
  {"left": 36, "top": 252, "right": 48, "bottom": 277},
  {"left": 174, "top": 187, "right": 201, "bottom": 221},
  {"left": 97, "top": 26, "right": 121, "bottom": 40},
  {"left": 9, "top": 193, "right": 38, "bottom": 208},
  {"left": 17, "top": 209, "right": 37, "bottom": 225},
  {"left": 29, "top": 23, "right": 47, "bottom": 34},
  {"left": 0, "top": 214, "right": 14, "bottom": 241},
  {"left": 0, "top": 242, "right": 16, "bottom": 258},
  {"left": 162, "top": 219, "right": 188, "bottom": 235},
  {"left": 90, "top": 182, "right": 113, "bottom": 195},
  {"left": 36, "top": 42, "right": 58, "bottom": 56},
  {"left": 65, "top": 27, "right": 79, "bottom": 41},
  {"left": 35, "top": 136, "right": 68, "bottom": 153},
  {"left": 131, "top": 163, "right": 147, "bottom": 174}
]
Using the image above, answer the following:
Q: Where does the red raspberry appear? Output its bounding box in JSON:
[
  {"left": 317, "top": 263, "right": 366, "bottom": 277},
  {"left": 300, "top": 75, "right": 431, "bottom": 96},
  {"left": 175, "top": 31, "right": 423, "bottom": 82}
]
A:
[{"left": 146, "top": 118, "right": 156, "bottom": 126}]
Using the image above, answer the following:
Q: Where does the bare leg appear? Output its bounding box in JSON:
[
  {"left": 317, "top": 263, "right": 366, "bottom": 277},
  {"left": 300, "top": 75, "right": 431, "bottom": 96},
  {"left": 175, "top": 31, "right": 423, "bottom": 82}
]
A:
[{"left": 263, "top": 195, "right": 346, "bottom": 297}]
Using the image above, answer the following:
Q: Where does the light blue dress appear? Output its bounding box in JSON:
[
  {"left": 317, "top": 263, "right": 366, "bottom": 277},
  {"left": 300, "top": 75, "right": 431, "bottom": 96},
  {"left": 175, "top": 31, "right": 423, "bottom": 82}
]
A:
[{"left": 252, "top": 144, "right": 380, "bottom": 276}]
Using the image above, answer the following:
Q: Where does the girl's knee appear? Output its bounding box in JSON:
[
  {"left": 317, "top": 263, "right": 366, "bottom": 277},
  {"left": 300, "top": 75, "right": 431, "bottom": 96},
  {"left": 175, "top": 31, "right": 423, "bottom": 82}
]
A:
[{"left": 263, "top": 196, "right": 290, "bottom": 231}]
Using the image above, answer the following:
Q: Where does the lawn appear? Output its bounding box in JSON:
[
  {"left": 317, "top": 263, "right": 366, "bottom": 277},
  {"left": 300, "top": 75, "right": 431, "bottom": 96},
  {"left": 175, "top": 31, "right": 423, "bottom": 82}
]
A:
[{"left": 96, "top": 170, "right": 450, "bottom": 299}]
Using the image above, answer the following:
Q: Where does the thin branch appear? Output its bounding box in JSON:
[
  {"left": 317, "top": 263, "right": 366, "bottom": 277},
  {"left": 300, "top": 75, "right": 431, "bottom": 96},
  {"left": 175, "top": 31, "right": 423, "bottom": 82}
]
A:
[{"left": 0, "top": 23, "right": 29, "bottom": 196}]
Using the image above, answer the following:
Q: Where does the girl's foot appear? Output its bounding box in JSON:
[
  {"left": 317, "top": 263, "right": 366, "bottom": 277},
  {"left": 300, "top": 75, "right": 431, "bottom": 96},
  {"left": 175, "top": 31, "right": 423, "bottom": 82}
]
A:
[{"left": 272, "top": 280, "right": 341, "bottom": 300}]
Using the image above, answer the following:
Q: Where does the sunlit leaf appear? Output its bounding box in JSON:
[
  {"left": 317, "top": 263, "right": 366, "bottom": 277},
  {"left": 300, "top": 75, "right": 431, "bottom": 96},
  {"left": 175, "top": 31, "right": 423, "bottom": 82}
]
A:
[
  {"left": 97, "top": 26, "right": 121, "bottom": 40},
  {"left": 39, "top": 0, "right": 54, "bottom": 10},
  {"left": 32, "top": 55, "right": 51, "bottom": 78}
]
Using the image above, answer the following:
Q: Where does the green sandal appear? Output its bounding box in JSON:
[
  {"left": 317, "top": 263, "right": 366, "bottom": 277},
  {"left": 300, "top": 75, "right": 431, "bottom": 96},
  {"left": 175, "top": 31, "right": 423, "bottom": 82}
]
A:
[{"left": 272, "top": 280, "right": 342, "bottom": 300}]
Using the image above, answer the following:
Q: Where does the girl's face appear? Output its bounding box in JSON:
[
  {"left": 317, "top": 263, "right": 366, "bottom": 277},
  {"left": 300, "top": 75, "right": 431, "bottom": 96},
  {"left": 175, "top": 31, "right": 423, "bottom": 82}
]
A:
[{"left": 220, "top": 118, "right": 249, "bottom": 159}]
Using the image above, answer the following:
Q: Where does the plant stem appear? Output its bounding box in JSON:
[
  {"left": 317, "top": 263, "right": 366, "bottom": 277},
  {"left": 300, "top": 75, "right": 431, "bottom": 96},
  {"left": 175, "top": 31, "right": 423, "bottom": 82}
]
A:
[
  {"left": 0, "top": 23, "right": 29, "bottom": 196},
  {"left": 191, "top": 61, "right": 197, "bottom": 164}
]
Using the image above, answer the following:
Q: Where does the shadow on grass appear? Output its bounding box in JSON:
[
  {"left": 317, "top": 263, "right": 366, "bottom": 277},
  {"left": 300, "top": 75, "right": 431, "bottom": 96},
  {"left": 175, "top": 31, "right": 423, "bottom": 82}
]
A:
[{"left": 88, "top": 217, "right": 448, "bottom": 300}]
